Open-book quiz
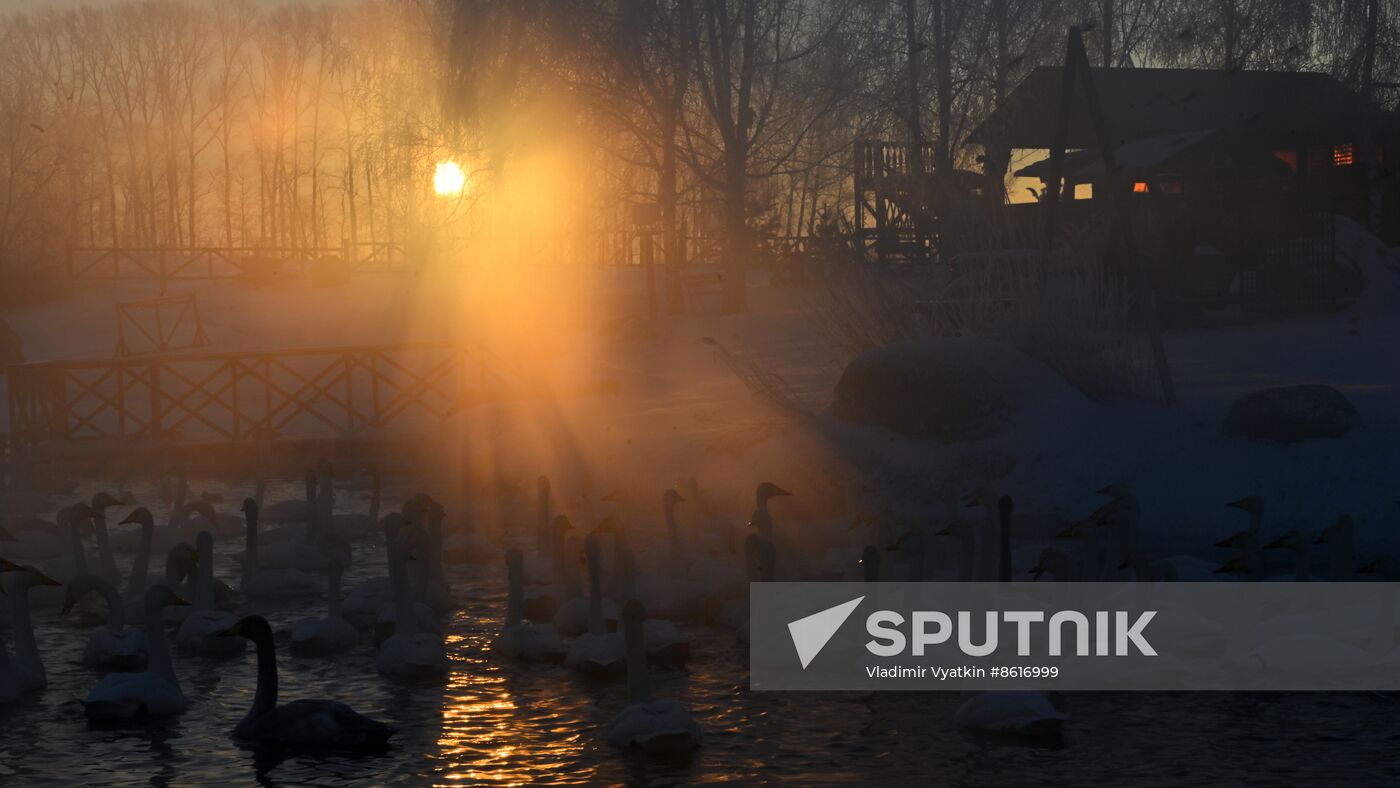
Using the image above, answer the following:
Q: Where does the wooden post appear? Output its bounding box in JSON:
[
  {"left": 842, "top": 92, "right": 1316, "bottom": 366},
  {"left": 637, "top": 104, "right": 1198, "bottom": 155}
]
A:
[
  {"left": 641, "top": 230, "right": 659, "bottom": 322},
  {"left": 1045, "top": 27, "right": 1176, "bottom": 406}
]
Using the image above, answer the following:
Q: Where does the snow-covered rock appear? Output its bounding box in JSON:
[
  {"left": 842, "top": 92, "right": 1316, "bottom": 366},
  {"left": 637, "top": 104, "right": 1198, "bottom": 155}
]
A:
[
  {"left": 1222, "top": 384, "right": 1356, "bottom": 444},
  {"left": 832, "top": 337, "right": 1076, "bottom": 442}
]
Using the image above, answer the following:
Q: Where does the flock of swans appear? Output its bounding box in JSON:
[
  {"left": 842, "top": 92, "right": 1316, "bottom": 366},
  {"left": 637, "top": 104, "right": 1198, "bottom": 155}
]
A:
[{"left": 0, "top": 462, "right": 1393, "bottom": 759}]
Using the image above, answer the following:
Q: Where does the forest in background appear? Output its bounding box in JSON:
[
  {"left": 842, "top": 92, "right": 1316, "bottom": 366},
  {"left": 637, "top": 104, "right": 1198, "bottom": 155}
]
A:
[{"left": 0, "top": 0, "right": 1394, "bottom": 312}]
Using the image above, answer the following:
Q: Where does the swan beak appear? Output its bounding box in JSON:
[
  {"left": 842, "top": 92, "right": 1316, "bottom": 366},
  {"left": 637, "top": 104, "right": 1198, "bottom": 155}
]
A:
[
  {"left": 1212, "top": 563, "right": 1234, "bottom": 574},
  {"left": 1117, "top": 561, "right": 1131, "bottom": 570},
  {"left": 772, "top": 487, "right": 792, "bottom": 497},
  {"left": 1263, "top": 537, "right": 1286, "bottom": 550},
  {"left": 61, "top": 599, "right": 76, "bottom": 616},
  {"left": 1096, "top": 485, "right": 1113, "bottom": 495},
  {"left": 1313, "top": 534, "right": 1328, "bottom": 545},
  {"left": 171, "top": 594, "right": 190, "bottom": 606},
  {"left": 118, "top": 511, "right": 139, "bottom": 525},
  {"left": 1029, "top": 565, "right": 1044, "bottom": 579},
  {"left": 673, "top": 493, "right": 687, "bottom": 503},
  {"left": 1212, "top": 536, "right": 1234, "bottom": 548},
  {"left": 35, "top": 571, "right": 61, "bottom": 587},
  {"left": 935, "top": 525, "right": 952, "bottom": 537},
  {"left": 0, "top": 557, "right": 21, "bottom": 571},
  {"left": 961, "top": 497, "right": 979, "bottom": 509},
  {"left": 601, "top": 490, "right": 621, "bottom": 502},
  {"left": 1358, "top": 560, "right": 1381, "bottom": 574},
  {"left": 1055, "top": 527, "right": 1074, "bottom": 539}
]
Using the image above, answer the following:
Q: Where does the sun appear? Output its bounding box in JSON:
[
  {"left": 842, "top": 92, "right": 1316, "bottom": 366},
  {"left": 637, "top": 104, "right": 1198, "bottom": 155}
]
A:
[{"left": 433, "top": 160, "right": 467, "bottom": 196}]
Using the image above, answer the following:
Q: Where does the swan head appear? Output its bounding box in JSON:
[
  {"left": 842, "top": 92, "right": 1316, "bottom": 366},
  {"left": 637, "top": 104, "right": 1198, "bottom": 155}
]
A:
[
  {"left": 1029, "top": 548, "right": 1063, "bottom": 579},
  {"left": 937, "top": 520, "right": 974, "bottom": 539},
  {"left": 551, "top": 515, "right": 574, "bottom": 534},
  {"left": 1096, "top": 482, "right": 1133, "bottom": 499},
  {"left": 218, "top": 614, "right": 272, "bottom": 641},
  {"left": 756, "top": 482, "right": 791, "bottom": 504},
  {"left": 1225, "top": 495, "right": 1264, "bottom": 515},
  {"left": 146, "top": 584, "right": 190, "bottom": 609},
  {"left": 119, "top": 507, "right": 155, "bottom": 528},
  {"left": 1214, "top": 530, "right": 1257, "bottom": 550},
  {"left": 1358, "top": 556, "right": 1399, "bottom": 580},
  {"left": 590, "top": 516, "right": 621, "bottom": 536},
  {"left": 91, "top": 491, "right": 125, "bottom": 511},
  {"left": 184, "top": 500, "right": 220, "bottom": 529},
  {"left": 168, "top": 542, "right": 197, "bottom": 566},
  {"left": 1212, "top": 556, "right": 1251, "bottom": 576},
  {"left": 1315, "top": 514, "right": 1354, "bottom": 545},
  {"left": 662, "top": 489, "right": 686, "bottom": 509},
  {"left": 60, "top": 578, "right": 94, "bottom": 616},
  {"left": 1055, "top": 520, "right": 1094, "bottom": 540},
  {"left": 0, "top": 556, "right": 22, "bottom": 571},
  {"left": 1263, "top": 530, "right": 1304, "bottom": 550},
  {"left": 70, "top": 502, "right": 99, "bottom": 522},
  {"left": 240, "top": 498, "right": 258, "bottom": 516},
  {"left": 961, "top": 487, "right": 998, "bottom": 509},
  {"left": 582, "top": 533, "right": 603, "bottom": 563},
  {"left": 7, "top": 564, "right": 60, "bottom": 588}
]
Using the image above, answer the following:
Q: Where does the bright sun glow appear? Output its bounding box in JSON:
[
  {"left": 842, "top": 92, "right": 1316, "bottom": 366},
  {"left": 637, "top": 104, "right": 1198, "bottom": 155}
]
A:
[{"left": 434, "top": 160, "right": 467, "bottom": 196}]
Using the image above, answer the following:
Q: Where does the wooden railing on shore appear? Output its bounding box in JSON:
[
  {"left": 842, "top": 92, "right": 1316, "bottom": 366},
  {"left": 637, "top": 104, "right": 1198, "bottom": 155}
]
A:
[{"left": 7, "top": 341, "right": 518, "bottom": 447}]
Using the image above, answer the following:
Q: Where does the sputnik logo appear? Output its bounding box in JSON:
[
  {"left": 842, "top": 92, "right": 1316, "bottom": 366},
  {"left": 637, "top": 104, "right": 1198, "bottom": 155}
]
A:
[{"left": 787, "top": 596, "right": 864, "bottom": 669}]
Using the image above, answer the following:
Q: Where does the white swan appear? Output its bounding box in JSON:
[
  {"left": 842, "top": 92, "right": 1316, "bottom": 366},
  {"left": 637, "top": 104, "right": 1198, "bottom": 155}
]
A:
[
  {"left": 565, "top": 534, "right": 626, "bottom": 676},
  {"left": 607, "top": 600, "right": 702, "bottom": 750},
  {"left": 1, "top": 560, "right": 59, "bottom": 701},
  {"left": 62, "top": 574, "right": 148, "bottom": 671},
  {"left": 955, "top": 496, "right": 1066, "bottom": 738},
  {"left": 81, "top": 585, "right": 190, "bottom": 719},
  {"left": 376, "top": 530, "right": 447, "bottom": 678},
  {"left": 222, "top": 615, "right": 395, "bottom": 748},
  {"left": 290, "top": 559, "right": 359, "bottom": 656},
  {"left": 175, "top": 531, "right": 245, "bottom": 657},
  {"left": 493, "top": 548, "right": 566, "bottom": 662},
  {"left": 610, "top": 533, "right": 689, "bottom": 665},
  {"left": 330, "top": 465, "right": 383, "bottom": 541},
  {"left": 119, "top": 507, "right": 158, "bottom": 606},
  {"left": 239, "top": 499, "right": 322, "bottom": 598},
  {"left": 88, "top": 492, "right": 126, "bottom": 585},
  {"left": 552, "top": 526, "right": 621, "bottom": 637}
]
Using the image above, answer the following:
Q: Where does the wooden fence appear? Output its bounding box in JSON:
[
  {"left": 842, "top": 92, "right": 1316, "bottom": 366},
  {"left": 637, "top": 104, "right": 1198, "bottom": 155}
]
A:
[
  {"left": 7, "top": 342, "right": 517, "bottom": 447},
  {"left": 66, "top": 242, "right": 411, "bottom": 291}
]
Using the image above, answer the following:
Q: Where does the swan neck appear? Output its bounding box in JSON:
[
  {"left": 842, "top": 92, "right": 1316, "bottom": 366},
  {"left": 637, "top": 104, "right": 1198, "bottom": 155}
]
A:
[
  {"left": 196, "top": 545, "right": 215, "bottom": 610},
  {"left": 93, "top": 513, "right": 120, "bottom": 583},
  {"left": 8, "top": 578, "right": 43, "bottom": 684},
  {"left": 391, "top": 545, "right": 418, "bottom": 636},
  {"left": 70, "top": 516, "right": 89, "bottom": 575},
  {"left": 623, "top": 614, "right": 650, "bottom": 704},
  {"left": 127, "top": 519, "right": 153, "bottom": 599},
  {"left": 82, "top": 575, "right": 125, "bottom": 631},
  {"left": 327, "top": 563, "right": 343, "bottom": 619},
  {"left": 505, "top": 564, "right": 524, "bottom": 630},
  {"left": 586, "top": 551, "right": 604, "bottom": 635},
  {"left": 167, "top": 478, "right": 187, "bottom": 529},
  {"left": 248, "top": 628, "right": 278, "bottom": 722},
  {"left": 998, "top": 509, "right": 1012, "bottom": 583},
  {"left": 244, "top": 508, "right": 259, "bottom": 578}
]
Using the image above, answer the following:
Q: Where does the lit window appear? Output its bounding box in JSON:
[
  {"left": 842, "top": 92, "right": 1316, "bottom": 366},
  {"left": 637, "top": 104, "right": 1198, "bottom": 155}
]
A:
[
  {"left": 1132, "top": 181, "right": 1149, "bottom": 193},
  {"left": 1074, "top": 183, "right": 1093, "bottom": 200},
  {"left": 1333, "top": 144, "right": 1355, "bottom": 167}
]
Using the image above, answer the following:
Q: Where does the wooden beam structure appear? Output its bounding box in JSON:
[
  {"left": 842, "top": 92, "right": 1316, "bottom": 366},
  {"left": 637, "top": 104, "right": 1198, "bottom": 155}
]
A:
[
  {"left": 66, "top": 242, "right": 412, "bottom": 292},
  {"left": 7, "top": 342, "right": 518, "bottom": 448},
  {"left": 114, "top": 293, "right": 211, "bottom": 356}
]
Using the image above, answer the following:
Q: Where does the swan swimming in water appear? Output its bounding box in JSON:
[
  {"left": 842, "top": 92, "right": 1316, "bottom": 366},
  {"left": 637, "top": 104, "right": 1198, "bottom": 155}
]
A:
[
  {"left": 607, "top": 600, "right": 702, "bottom": 750},
  {"left": 1, "top": 559, "right": 58, "bottom": 702},
  {"left": 565, "top": 533, "right": 626, "bottom": 676},
  {"left": 493, "top": 548, "right": 566, "bottom": 662},
  {"left": 62, "top": 574, "right": 148, "bottom": 671},
  {"left": 376, "top": 527, "right": 448, "bottom": 679},
  {"left": 81, "top": 584, "right": 190, "bottom": 720},
  {"left": 290, "top": 558, "right": 359, "bottom": 656},
  {"left": 221, "top": 615, "right": 395, "bottom": 749},
  {"left": 175, "top": 531, "right": 244, "bottom": 657},
  {"left": 239, "top": 499, "right": 322, "bottom": 599}
]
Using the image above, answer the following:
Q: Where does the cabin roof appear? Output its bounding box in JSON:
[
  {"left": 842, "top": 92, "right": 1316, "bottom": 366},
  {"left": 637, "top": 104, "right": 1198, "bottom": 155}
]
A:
[{"left": 969, "top": 66, "right": 1389, "bottom": 149}]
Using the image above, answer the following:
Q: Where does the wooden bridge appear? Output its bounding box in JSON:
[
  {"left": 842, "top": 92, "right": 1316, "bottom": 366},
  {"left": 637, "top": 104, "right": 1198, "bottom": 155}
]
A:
[{"left": 6, "top": 342, "right": 519, "bottom": 448}]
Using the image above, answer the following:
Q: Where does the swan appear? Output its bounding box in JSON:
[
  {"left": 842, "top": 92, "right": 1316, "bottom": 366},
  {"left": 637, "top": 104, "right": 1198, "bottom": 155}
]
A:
[
  {"left": 343, "top": 513, "right": 412, "bottom": 629},
  {"left": 0, "top": 561, "right": 59, "bottom": 701},
  {"left": 239, "top": 499, "right": 322, "bottom": 598},
  {"left": 565, "top": 533, "right": 626, "bottom": 676},
  {"left": 524, "top": 514, "right": 577, "bottom": 623},
  {"left": 375, "top": 530, "right": 448, "bottom": 679},
  {"left": 552, "top": 527, "right": 620, "bottom": 637},
  {"left": 221, "top": 615, "right": 395, "bottom": 748},
  {"left": 62, "top": 574, "right": 148, "bottom": 671},
  {"left": 80, "top": 584, "right": 191, "bottom": 719},
  {"left": 88, "top": 492, "right": 126, "bottom": 585},
  {"left": 607, "top": 600, "right": 702, "bottom": 750},
  {"left": 175, "top": 531, "right": 245, "bottom": 657},
  {"left": 954, "top": 496, "right": 1067, "bottom": 738},
  {"left": 493, "top": 548, "right": 566, "bottom": 662},
  {"left": 1225, "top": 495, "right": 1265, "bottom": 534},
  {"left": 1263, "top": 530, "right": 1323, "bottom": 581},
  {"left": 1315, "top": 515, "right": 1356, "bottom": 580},
  {"left": 1213, "top": 531, "right": 1264, "bottom": 581},
  {"left": 747, "top": 481, "right": 792, "bottom": 543},
  {"left": 1090, "top": 483, "right": 1139, "bottom": 576},
  {"left": 120, "top": 507, "right": 158, "bottom": 605},
  {"left": 330, "top": 465, "right": 382, "bottom": 541},
  {"left": 259, "top": 472, "right": 315, "bottom": 525},
  {"left": 1028, "top": 547, "right": 1077, "bottom": 581},
  {"left": 290, "top": 559, "right": 359, "bottom": 656},
  {"left": 610, "top": 533, "right": 689, "bottom": 665}
]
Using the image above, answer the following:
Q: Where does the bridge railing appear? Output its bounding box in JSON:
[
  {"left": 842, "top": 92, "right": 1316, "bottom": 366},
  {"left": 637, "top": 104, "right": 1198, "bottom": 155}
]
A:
[
  {"left": 6, "top": 342, "right": 516, "bottom": 447},
  {"left": 66, "top": 243, "right": 412, "bottom": 288}
]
